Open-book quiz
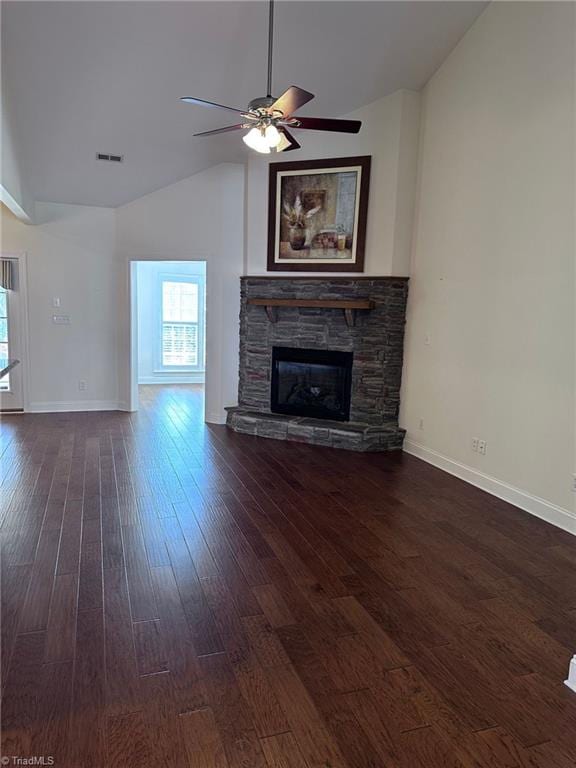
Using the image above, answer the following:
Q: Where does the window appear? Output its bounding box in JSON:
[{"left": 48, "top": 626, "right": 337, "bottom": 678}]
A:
[
  {"left": 158, "top": 276, "right": 205, "bottom": 371},
  {"left": 0, "top": 287, "right": 9, "bottom": 391}
]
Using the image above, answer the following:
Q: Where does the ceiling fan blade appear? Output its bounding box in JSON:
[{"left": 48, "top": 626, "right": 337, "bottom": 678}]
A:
[
  {"left": 271, "top": 86, "right": 314, "bottom": 117},
  {"left": 180, "top": 97, "right": 246, "bottom": 114},
  {"left": 193, "top": 124, "right": 245, "bottom": 137},
  {"left": 279, "top": 127, "right": 301, "bottom": 152},
  {"left": 295, "top": 117, "right": 361, "bottom": 134}
]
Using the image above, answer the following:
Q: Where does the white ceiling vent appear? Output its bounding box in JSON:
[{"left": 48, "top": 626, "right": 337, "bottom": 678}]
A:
[{"left": 96, "top": 153, "right": 123, "bottom": 163}]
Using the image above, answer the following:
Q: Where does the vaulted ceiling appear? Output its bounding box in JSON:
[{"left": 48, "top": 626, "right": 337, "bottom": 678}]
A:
[{"left": 2, "top": 1, "right": 487, "bottom": 207}]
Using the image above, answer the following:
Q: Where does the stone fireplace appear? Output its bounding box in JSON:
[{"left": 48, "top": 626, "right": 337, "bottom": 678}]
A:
[{"left": 226, "top": 276, "right": 409, "bottom": 451}]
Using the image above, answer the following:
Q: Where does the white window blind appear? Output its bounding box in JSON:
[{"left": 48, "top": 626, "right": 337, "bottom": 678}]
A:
[{"left": 162, "top": 323, "right": 198, "bottom": 367}]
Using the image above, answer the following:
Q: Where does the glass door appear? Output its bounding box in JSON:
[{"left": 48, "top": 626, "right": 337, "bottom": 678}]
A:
[{"left": 0, "top": 261, "right": 24, "bottom": 411}]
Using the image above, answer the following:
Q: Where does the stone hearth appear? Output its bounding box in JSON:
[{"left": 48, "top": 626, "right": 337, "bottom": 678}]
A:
[{"left": 226, "top": 276, "right": 409, "bottom": 452}]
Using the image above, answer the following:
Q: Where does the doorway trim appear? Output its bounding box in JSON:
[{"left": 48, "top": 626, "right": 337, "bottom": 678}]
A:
[
  {"left": 1, "top": 252, "right": 31, "bottom": 412},
  {"left": 126, "top": 256, "right": 209, "bottom": 415}
]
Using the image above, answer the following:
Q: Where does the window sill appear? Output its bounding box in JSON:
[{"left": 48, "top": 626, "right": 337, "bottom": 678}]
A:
[{"left": 153, "top": 369, "right": 205, "bottom": 375}]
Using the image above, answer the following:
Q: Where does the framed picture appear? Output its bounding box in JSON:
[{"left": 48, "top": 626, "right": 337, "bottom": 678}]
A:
[{"left": 267, "top": 155, "right": 371, "bottom": 272}]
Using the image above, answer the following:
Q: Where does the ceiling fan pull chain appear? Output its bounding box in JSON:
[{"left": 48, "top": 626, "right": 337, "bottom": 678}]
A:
[{"left": 267, "top": 0, "right": 275, "bottom": 98}]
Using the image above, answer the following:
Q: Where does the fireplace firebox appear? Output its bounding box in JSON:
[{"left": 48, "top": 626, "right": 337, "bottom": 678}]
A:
[{"left": 271, "top": 346, "right": 353, "bottom": 422}]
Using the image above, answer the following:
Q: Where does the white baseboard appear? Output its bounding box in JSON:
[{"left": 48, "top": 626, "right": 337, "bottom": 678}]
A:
[
  {"left": 138, "top": 375, "right": 205, "bottom": 385},
  {"left": 403, "top": 439, "right": 576, "bottom": 536},
  {"left": 566, "top": 655, "right": 576, "bottom": 694},
  {"left": 27, "top": 400, "right": 123, "bottom": 413},
  {"left": 205, "top": 411, "right": 227, "bottom": 425}
]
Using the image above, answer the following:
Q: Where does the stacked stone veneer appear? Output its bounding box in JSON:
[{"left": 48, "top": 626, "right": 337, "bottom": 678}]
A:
[{"left": 226, "top": 276, "right": 409, "bottom": 452}]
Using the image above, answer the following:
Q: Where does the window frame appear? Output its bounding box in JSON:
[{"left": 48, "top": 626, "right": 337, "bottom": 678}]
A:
[{"left": 154, "top": 272, "right": 206, "bottom": 374}]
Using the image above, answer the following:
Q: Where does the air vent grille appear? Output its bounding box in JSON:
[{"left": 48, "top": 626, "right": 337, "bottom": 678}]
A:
[{"left": 96, "top": 153, "right": 124, "bottom": 163}]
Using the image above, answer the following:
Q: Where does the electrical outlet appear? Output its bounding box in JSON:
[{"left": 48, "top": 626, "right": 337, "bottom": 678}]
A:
[
  {"left": 478, "top": 440, "right": 487, "bottom": 455},
  {"left": 78, "top": 380, "right": 87, "bottom": 392},
  {"left": 419, "top": 418, "right": 424, "bottom": 430},
  {"left": 472, "top": 437, "right": 479, "bottom": 452}
]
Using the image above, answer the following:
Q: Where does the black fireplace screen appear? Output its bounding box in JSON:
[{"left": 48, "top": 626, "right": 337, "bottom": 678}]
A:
[{"left": 271, "top": 347, "right": 353, "bottom": 421}]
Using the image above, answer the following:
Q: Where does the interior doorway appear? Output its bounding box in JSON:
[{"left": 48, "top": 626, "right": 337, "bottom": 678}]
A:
[{"left": 131, "top": 260, "right": 206, "bottom": 415}]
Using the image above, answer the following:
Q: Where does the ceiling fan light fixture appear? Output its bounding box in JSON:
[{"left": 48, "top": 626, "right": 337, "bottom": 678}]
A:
[
  {"left": 242, "top": 126, "right": 271, "bottom": 153},
  {"left": 264, "top": 124, "right": 281, "bottom": 148},
  {"left": 275, "top": 131, "right": 292, "bottom": 153}
]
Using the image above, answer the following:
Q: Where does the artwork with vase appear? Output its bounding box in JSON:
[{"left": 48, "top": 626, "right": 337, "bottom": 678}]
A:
[{"left": 267, "top": 156, "right": 371, "bottom": 272}]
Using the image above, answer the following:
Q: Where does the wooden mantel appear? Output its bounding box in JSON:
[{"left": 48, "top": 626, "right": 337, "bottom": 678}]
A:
[{"left": 247, "top": 297, "right": 375, "bottom": 327}]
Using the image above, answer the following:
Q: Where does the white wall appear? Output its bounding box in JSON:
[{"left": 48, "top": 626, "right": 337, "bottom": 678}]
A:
[
  {"left": 1, "top": 72, "right": 34, "bottom": 221},
  {"left": 0, "top": 162, "right": 244, "bottom": 421},
  {"left": 136, "top": 260, "right": 206, "bottom": 384},
  {"left": 401, "top": 2, "right": 576, "bottom": 527},
  {"left": 246, "top": 89, "right": 420, "bottom": 277},
  {"left": 116, "top": 162, "right": 245, "bottom": 423},
  {"left": 1, "top": 201, "right": 120, "bottom": 410}
]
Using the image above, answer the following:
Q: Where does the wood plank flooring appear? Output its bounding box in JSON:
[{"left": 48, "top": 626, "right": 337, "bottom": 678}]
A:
[{"left": 1, "top": 383, "right": 576, "bottom": 767}]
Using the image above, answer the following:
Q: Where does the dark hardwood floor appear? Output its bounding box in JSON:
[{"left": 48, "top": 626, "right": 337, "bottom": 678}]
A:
[{"left": 1, "top": 383, "right": 576, "bottom": 767}]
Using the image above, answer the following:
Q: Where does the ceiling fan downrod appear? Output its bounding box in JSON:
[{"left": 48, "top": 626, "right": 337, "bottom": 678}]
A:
[{"left": 267, "top": 0, "right": 275, "bottom": 98}]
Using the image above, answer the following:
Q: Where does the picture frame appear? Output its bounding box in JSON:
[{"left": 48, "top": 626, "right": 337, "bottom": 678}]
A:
[{"left": 267, "top": 155, "right": 371, "bottom": 272}]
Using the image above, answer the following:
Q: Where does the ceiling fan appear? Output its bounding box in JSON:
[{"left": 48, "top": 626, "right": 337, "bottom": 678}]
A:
[{"left": 180, "top": 0, "right": 361, "bottom": 154}]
